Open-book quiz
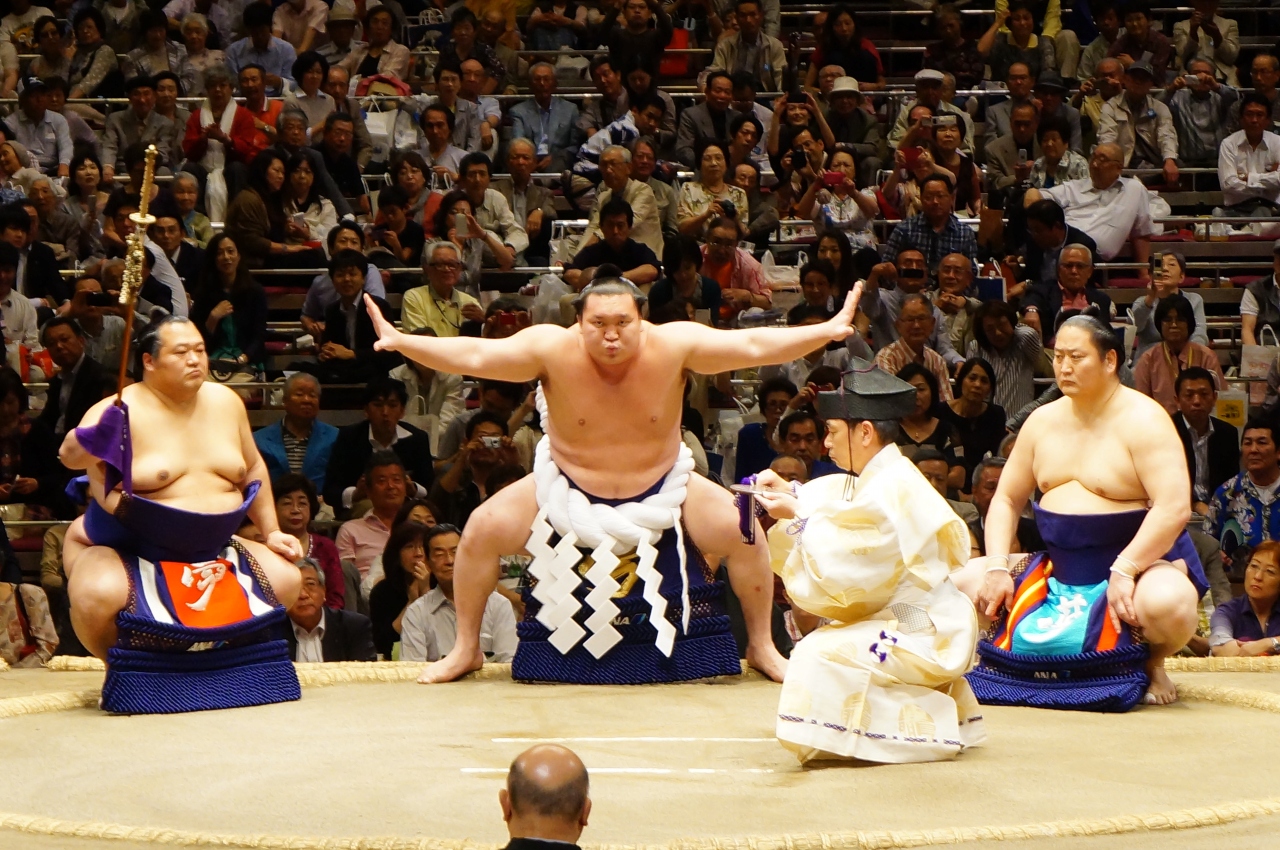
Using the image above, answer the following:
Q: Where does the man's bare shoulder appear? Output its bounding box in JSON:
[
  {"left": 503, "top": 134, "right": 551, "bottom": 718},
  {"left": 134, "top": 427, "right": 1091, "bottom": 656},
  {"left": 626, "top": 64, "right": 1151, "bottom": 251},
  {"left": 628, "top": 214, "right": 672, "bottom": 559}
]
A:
[
  {"left": 508, "top": 322, "right": 573, "bottom": 350},
  {"left": 197, "top": 381, "right": 253, "bottom": 417},
  {"left": 1115, "top": 386, "right": 1180, "bottom": 437}
]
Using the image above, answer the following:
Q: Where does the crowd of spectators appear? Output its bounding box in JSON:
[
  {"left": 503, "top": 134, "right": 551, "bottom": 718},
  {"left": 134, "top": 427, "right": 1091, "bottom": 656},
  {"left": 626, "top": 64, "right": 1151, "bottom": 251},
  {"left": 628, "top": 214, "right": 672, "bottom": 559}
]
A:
[{"left": 0, "top": 0, "right": 1277, "bottom": 664}]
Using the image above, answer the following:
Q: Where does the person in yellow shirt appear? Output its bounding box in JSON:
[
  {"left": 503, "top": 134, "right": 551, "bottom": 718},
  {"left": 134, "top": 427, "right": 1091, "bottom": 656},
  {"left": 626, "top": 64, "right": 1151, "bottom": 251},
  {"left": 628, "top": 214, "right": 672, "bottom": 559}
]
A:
[{"left": 401, "top": 241, "right": 484, "bottom": 337}]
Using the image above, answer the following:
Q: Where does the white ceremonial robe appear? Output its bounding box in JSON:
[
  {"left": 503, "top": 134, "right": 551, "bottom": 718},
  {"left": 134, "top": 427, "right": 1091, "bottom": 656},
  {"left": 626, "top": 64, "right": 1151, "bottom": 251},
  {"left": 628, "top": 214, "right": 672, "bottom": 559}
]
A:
[{"left": 767, "top": 444, "right": 987, "bottom": 764}]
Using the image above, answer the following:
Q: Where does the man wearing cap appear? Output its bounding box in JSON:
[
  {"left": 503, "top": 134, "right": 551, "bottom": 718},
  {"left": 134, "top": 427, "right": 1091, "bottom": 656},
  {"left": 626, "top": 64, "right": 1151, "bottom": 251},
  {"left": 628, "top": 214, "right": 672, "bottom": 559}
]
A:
[
  {"left": 3, "top": 79, "right": 70, "bottom": 178},
  {"left": 888, "top": 69, "right": 973, "bottom": 154},
  {"left": 102, "top": 75, "right": 176, "bottom": 182},
  {"left": 754, "top": 360, "right": 985, "bottom": 764},
  {"left": 317, "top": 4, "right": 364, "bottom": 66},
  {"left": 1098, "top": 58, "right": 1179, "bottom": 185},
  {"left": 1034, "top": 70, "right": 1083, "bottom": 153},
  {"left": 709, "top": 0, "right": 786, "bottom": 93},
  {"left": 822, "top": 76, "right": 882, "bottom": 187}
]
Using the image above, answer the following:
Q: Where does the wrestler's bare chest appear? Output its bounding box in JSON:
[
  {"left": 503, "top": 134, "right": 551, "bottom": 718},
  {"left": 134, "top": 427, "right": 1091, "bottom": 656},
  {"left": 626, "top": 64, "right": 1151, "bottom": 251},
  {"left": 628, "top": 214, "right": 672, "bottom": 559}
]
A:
[
  {"left": 125, "top": 391, "right": 247, "bottom": 494},
  {"left": 1032, "top": 406, "right": 1147, "bottom": 507}
]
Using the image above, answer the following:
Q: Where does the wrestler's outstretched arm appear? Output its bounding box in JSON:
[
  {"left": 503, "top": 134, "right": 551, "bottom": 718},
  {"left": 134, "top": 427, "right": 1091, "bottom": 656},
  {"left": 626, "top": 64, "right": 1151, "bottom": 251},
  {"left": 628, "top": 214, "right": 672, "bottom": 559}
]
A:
[
  {"left": 677, "top": 283, "right": 863, "bottom": 374},
  {"left": 365, "top": 294, "right": 558, "bottom": 382}
]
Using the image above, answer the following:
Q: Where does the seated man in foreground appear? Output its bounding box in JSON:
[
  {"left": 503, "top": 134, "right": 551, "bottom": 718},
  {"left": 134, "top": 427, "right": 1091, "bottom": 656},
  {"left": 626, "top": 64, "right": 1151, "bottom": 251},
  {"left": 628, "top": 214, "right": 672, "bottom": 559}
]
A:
[
  {"left": 755, "top": 361, "right": 985, "bottom": 764},
  {"left": 957, "top": 312, "right": 1207, "bottom": 710},
  {"left": 364, "top": 279, "right": 864, "bottom": 685},
  {"left": 59, "top": 316, "right": 303, "bottom": 713}
]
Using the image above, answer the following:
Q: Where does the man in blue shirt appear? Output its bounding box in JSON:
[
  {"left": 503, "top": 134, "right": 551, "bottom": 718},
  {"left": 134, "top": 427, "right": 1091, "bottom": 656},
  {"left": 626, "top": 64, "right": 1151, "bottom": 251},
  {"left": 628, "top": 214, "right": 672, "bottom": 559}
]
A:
[
  {"left": 882, "top": 173, "right": 979, "bottom": 278},
  {"left": 1205, "top": 418, "right": 1280, "bottom": 567},
  {"left": 226, "top": 3, "right": 296, "bottom": 96}
]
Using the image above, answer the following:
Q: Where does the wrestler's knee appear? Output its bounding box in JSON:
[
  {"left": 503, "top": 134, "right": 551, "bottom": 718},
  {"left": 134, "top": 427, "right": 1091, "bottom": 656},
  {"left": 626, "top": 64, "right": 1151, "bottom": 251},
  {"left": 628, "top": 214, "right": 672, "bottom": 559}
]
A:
[
  {"left": 460, "top": 475, "right": 537, "bottom": 552},
  {"left": 66, "top": 547, "right": 130, "bottom": 620},
  {"left": 1134, "top": 564, "right": 1199, "bottom": 638},
  {"left": 239, "top": 539, "right": 302, "bottom": 609}
]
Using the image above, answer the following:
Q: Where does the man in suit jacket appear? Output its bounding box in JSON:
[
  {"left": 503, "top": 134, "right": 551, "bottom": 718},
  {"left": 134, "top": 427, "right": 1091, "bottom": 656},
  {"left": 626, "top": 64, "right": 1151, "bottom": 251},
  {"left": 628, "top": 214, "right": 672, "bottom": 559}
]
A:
[
  {"left": 37, "top": 317, "right": 110, "bottom": 439},
  {"left": 323, "top": 375, "right": 435, "bottom": 514},
  {"left": 675, "top": 71, "right": 735, "bottom": 167},
  {"left": 309, "top": 250, "right": 400, "bottom": 385},
  {"left": 499, "top": 745, "right": 591, "bottom": 850},
  {"left": 1021, "top": 244, "right": 1113, "bottom": 345},
  {"left": 494, "top": 141, "right": 556, "bottom": 265},
  {"left": 985, "top": 103, "right": 1041, "bottom": 190},
  {"left": 286, "top": 561, "right": 377, "bottom": 662},
  {"left": 1018, "top": 198, "right": 1100, "bottom": 289},
  {"left": 0, "top": 203, "right": 67, "bottom": 314},
  {"left": 1172, "top": 366, "right": 1241, "bottom": 516},
  {"left": 148, "top": 211, "right": 204, "bottom": 298},
  {"left": 254, "top": 372, "right": 340, "bottom": 493},
  {"left": 508, "top": 63, "right": 583, "bottom": 174},
  {"left": 101, "top": 76, "right": 177, "bottom": 179}
]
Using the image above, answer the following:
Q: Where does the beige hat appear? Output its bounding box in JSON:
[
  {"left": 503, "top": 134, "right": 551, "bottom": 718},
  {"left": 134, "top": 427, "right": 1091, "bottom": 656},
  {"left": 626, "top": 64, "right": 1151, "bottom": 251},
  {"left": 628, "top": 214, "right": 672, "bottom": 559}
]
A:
[
  {"left": 328, "top": 3, "right": 358, "bottom": 23},
  {"left": 830, "top": 76, "right": 860, "bottom": 95}
]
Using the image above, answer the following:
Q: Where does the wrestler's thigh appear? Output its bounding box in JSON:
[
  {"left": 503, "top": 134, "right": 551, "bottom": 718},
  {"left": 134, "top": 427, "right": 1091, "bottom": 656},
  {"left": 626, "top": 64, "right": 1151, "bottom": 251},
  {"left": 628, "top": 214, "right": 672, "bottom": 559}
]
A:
[
  {"left": 681, "top": 473, "right": 748, "bottom": 559},
  {"left": 459, "top": 473, "right": 538, "bottom": 556},
  {"left": 1134, "top": 562, "right": 1200, "bottom": 625},
  {"left": 237, "top": 538, "right": 302, "bottom": 609},
  {"left": 61, "top": 515, "right": 93, "bottom": 582},
  {"left": 65, "top": 545, "right": 130, "bottom": 617}
]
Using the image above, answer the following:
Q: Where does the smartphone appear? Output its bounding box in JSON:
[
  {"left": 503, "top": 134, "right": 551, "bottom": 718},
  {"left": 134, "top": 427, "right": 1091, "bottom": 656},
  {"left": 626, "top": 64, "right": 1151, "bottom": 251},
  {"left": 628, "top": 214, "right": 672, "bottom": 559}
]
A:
[
  {"left": 291, "top": 212, "right": 306, "bottom": 226},
  {"left": 497, "top": 312, "right": 518, "bottom": 326},
  {"left": 901, "top": 146, "right": 923, "bottom": 169},
  {"left": 1017, "top": 149, "right": 1028, "bottom": 166},
  {"left": 454, "top": 212, "right": 467, "bottom": 235},
  {"left": 822, "top": 170, "right": 844, "bottom": 187},
  {"left": 86, "top": 292, "right": 116, "bottom": 307}
]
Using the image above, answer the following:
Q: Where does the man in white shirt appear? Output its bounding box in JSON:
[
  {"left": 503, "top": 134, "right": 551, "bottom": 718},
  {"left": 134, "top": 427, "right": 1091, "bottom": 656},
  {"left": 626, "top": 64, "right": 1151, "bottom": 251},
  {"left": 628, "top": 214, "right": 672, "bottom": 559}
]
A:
[
  {"left": 0, "top": 242, "right": 37, "bottom": 352},
  {"left": 400, "top": 524, "right": 518, "bottom": 665},
  {"left": 1025, "top": 142, "right": 1155, "bottom": 265},
  {"left": 1217, "top": 93, "right": 1280, "bottom": 215}
]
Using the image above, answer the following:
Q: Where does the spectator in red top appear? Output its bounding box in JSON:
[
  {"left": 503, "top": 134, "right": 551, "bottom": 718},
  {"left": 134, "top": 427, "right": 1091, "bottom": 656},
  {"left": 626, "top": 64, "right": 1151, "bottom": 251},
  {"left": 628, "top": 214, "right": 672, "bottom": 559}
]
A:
[
  {"left": 699, "top": 215, "right": 770, "bottom": 323},
  {"left": 182, "top": 64, "right": 260, "bottom": 220},
  {"left": 237, "top": 64, "right": 283, "bottom": 154},
  {"left": 806, "top": 4, "right": 883, "bottom": 92}
]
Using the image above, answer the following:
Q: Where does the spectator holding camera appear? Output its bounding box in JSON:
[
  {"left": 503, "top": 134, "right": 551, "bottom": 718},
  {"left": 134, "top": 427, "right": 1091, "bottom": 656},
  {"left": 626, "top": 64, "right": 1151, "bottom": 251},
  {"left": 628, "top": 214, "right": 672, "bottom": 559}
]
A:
[
  {"left": 809, "top": 146, "right": 878, "bottom": 249},
  {"left": 766, "top": 88, "right": 835, "bottom": 170},
  {"left": 888, "top": 69, "right": 973, "bottom": 154},
  {"left": 429, "top": 411, "right": 523, "bottom": 528},
  {"left": 1164, "top": 58, "right": 1237, "bottom": 169},
  {"left": 1172, "top": 0, "right": 1240, "bottom": 88},
  {"left": 677, "top": 138, "right": 748, "bottom": 238}
]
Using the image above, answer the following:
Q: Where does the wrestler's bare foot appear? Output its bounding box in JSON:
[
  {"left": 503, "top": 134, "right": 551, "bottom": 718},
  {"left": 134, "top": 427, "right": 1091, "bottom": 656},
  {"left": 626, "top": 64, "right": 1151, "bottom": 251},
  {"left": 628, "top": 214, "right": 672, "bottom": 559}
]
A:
[
  {"left": 1143, "top": 662, "right": 1178, "bottom": 705},
  {"left": 747, "top": 642, "right": 788, "bottom": 683},
  {"left": 416, "top": 646, "right": 485, "bottom": 683}
]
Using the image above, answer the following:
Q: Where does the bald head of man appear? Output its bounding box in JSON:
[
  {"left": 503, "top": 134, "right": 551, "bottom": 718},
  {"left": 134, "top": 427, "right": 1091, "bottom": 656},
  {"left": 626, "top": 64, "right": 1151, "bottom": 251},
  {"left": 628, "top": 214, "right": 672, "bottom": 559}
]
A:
[{"left": 500, "top": 745, "right": 591, "bottom": 844}]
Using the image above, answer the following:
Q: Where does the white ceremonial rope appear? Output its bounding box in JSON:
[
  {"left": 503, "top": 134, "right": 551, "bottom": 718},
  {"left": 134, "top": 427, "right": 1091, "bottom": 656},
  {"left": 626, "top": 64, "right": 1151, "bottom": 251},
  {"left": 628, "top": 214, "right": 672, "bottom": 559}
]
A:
[{"left": 529, "top": 385, "right": 694, "bottom": 658}]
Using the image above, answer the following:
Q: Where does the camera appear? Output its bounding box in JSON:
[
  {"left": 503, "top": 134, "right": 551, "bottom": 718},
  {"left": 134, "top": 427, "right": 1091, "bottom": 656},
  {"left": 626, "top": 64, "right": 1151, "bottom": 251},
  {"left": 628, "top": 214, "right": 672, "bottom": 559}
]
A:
[
  {"left": 86, "top": 292, "right": 116, "bottom": 307},
  {"left": 719, "top": 200, "right": 736, "bottom": 219},
  {"left": 480, "top": 436, "right": 502, "bottom": 449},
  {"left": 789, "top": 146, "right": 806, "bottom": 171},
  {"left": 788, "top": 85, "right": 805, "bottom": 104},
  {"left": 929, "top": 114, "right": 958, "bottom": 128}
]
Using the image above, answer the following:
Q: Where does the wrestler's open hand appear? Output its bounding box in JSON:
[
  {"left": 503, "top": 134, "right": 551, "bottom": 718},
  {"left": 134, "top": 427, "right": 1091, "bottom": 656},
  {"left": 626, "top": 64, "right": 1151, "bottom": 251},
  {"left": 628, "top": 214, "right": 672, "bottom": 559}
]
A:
[
  {"left": 828, "top": 281, "right": 863, "bottom": 342},
  {"left": 977, "top": 568, "right": 1015, "bottom": 619},
  {"left": 365, "top": 293, "right": 402, "bottom": 351},
  {"left": 1107, "top": 573, "right": 1138, "bottom": 631},
  {"left": 266, "top": 530, "right": 304, "bottom": 562}
]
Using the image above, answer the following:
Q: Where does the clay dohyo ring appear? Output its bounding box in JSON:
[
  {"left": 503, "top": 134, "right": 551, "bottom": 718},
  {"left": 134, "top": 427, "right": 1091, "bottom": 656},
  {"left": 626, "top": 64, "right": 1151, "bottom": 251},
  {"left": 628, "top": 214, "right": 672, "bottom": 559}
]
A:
[{"left": 2, "top": 657, "right": 1276, "bottom": 849}]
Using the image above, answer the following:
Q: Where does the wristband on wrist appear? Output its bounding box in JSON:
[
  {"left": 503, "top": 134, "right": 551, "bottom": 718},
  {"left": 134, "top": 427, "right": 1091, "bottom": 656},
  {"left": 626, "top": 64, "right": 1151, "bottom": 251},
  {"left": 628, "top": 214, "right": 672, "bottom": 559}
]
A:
[
  {"left": 1110, "top": 555, "right": 1139, "bottom": 579},
  {"left": 984, "top": 554, "right": 1010, "bottom": 574}
]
